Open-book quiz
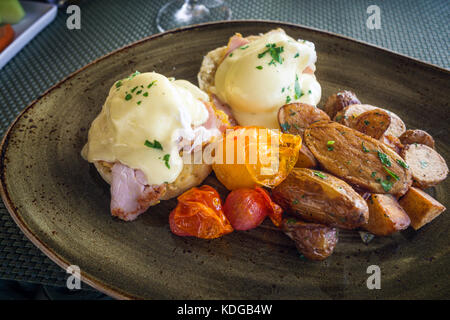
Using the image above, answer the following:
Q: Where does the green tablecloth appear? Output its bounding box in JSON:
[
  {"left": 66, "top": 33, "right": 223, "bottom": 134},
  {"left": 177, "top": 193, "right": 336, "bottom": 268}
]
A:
[{"left": 0, "top": 0, "right": 449, "bottom": 287}]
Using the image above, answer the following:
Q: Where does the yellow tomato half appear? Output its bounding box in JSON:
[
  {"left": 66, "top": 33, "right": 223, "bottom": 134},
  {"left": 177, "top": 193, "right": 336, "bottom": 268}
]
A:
[{"left": 212, "top": 127, "right": 302, "bottom": 190}]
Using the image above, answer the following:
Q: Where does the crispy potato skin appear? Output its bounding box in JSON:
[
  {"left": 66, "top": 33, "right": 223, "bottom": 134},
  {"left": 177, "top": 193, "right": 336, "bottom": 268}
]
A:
[
  {"left": 334, "top": 104, "right": 406, "bottom": 138},
  {"left": 278, "top": 103, "right": 330, "bottom": 135},
  {"left": 281, "top": 218, "right": 338, "bottom": 261},
  {"left": 272, "top": 168, "right": 369, "bottom": 229},
  {"left": 399, "top": 187, "right": 446, "bottom": 230},
  {"left": 400, "top": 129, "right": 435, "bottom": 149},
  {"left": 304, "top": 121, "right": 412, "bottom": 195},
  {"left": 364, "top": 194, "right": 410, "bottom": 236},
  {"left": 324, "top": 91, "right": 360, "bottom": 119},
  {"left": 381, "top": 134, "right": 404, "bottom": 155},
  {"left": 401, "top": 144, "right": 448, "bottom": 189},
  {"left": 295, "top": 144, "right": 318, "bottom": 168},
  {"left": 351, "top": 109, "right": 391, "bottom": 139}
]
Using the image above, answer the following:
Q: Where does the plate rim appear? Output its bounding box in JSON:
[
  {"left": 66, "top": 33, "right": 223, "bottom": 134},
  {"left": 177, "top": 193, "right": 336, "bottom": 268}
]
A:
[{"left": 1, "top": 19, "right": 449, "bottom": 300}]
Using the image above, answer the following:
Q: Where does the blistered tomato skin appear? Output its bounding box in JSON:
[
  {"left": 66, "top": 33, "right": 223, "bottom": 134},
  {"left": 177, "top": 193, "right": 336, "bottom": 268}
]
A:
[
  {"left": 223, "top": 187, "right": 283, "bottom": 230},
  {"left": 169, "top": 185, "right": 233, "bottom": 239}
]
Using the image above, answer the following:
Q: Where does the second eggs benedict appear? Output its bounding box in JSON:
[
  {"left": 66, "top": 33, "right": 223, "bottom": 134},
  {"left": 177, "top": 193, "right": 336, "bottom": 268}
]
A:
[{"left": 198, "top": 28, "right": 322, "bottom": 129}]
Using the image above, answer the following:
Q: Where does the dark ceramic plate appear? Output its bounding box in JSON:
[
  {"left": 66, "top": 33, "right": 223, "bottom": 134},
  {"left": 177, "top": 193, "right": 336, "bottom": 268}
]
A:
[{"left": 1, "top": 21, "right": 449, "bottom": 299}]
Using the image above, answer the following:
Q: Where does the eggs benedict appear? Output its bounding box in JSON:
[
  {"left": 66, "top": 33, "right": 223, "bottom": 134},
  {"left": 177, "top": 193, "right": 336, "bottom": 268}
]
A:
[
  {"left": 82, "top": 71, "right": 227, "bottom": 221},
  {"left": 198, "top": 29, "right": 322, "bottom": 129}
]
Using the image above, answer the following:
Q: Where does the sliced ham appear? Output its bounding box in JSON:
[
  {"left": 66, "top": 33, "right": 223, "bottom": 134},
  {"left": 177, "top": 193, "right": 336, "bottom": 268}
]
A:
[
  {"left": 224, "top": 33, "right": 250, "bottom": 56},
  {"left": 110, "top": 163, "right": 166, "bottom": 221}
]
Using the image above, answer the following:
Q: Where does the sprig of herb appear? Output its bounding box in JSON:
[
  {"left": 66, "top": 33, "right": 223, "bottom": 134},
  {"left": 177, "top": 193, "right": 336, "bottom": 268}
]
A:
[{"left": 258, "top": 43, "right": 284, "bottom": 66}]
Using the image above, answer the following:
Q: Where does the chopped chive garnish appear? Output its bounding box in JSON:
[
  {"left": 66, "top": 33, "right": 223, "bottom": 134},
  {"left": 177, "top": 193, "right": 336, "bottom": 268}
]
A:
[
  {"left": 280, "top": 122, "right": 291, "bottom": 132},
  {"left": 136, "top": 90, "right": 142, "bottom": 95},
  {"left": 163, "top": 154, "right": 171, "bottom": 169},
  {"left": 294, "top": 52, "right": 299, "bottom": 58},
  {"left": 256, "top": 65, "right": 263, "bottom": 70},
  {"left": 258, "top": 43, "right": 284, "bottom": 65},
  {"left": 240, "top": 45, "right": 249, "bottom": 50},
  {"left": 380, "top": 179, "right": 393, "bottom": 192},
  {"left": 313, "top": 171, "right": 327, "bottom": 179},
  {"left": 144, "top": 139, "right": 163, "bottom": 150},
  {"left": 285, "top": 95, "right": 291, "bottom": 104},
  {"left": 137, "top": 101, "right": 142, "bottom": 105},
  {"left": 327, "top": 141, "right": 335, "bottom": 145},
  {"left": 229, "top": 53, "right": 233, "bottom": 57},
  {"left": 308, "top": 90, "right": 312, "bottom": 94},
  {"left": 131, "top": 86, "right": 138, "bottom": 93},
  {"left": 143, "top": 92, "right": 149, "bottom": 97},
  {"left": 377, "top": 151, "right": 391, "bottom": 167},
  {"left": 364, "top": 120, "right": 370, "bottom": 125},
  {"left": 383, "top": 166, "right": 399, "bottom": 181},
  {"left": 396, "top": 159, "right": 409, "bottom": 169},
  {"left": 147, "top": 80, "right": 157, "bottom": 89},
  {"left": 125, "top": 94, "right": 132, "bottom": 101},
  {"left": 294, "top": 74, "right": 303, "bottom": 99},
  {"left": 115, "top": 80, "right": 122, "bottom": 88},
  {"left": 371, "top": 171, "right": 377, "bottom": 177}
]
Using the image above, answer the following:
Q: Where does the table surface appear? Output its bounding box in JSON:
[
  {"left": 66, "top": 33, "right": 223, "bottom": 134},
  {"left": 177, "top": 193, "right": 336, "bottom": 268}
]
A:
[{"left": 0, "top": 0, "right": 449, "bottom": 292}]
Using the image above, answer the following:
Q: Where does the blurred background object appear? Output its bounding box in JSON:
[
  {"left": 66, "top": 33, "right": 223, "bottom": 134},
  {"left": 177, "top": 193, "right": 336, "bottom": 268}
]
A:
[{"left": 156, "top": 0, "right": 231, "bottom": 32}]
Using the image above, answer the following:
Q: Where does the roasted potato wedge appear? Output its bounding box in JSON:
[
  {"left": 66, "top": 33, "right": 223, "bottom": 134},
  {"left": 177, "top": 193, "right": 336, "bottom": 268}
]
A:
[
  {"left": 304, "top": 121, "right": 412, "bottom": 195},
  {"left": 351, "top": 109, "right": 391, "bottom": 139},
  {"left": 295, "top": 144, "right": 318, "bottom": 168},
  {"left": 278, "top": 103, "right": 330, "bottom": 135},
  {"left": 364, "top": 194, "right": 410, "bottom": 236},
  {"left": 281, "top": 218, "right": 338, "bottom": 261},
  {"left": 399, "top": 129, "right": 435, "bottom": 149},
  {"left": 399, "top": 187, "right": 446, "bottom": 230},
  {"left": 272, "top": 168, "right": 369, "bottom": 229},
  {"left": 401, "top": 144, "right": 448, "bottom": 188},
  {"left": 323, "top": 90, "right": 360, "bottom": 119},
  {"left": 334, "top": 104, "right": 406, "bottom": 137}
]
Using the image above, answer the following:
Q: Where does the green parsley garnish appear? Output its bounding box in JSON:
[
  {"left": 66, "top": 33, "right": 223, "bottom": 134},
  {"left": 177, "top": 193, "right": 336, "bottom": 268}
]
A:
[
  {"left": 115, "top": 80, "right": 122, "bottom": 88},
  {"left": 131, "top": 86, "right": 138, "bottom": 93},
  {"left": 143, "top": 92, "right": 149, "bottom": 97},
  {"left": 136, "top": 90, "right": 142, "bottom": 95},
  {"left": 144, "top": 140, "right": 163, "bottom": 150},
  {"left": 256, "top": 65, "right": 263, "bottom": 70},
  {"left": 377, "top": 151, "right": 391, "bottom": 167},
  {"left": 294, "top": 52, "right": 299, "bottom": 58},
  {"left": 380, "top": 179, "right": 394, "bottom": 192},
  {"left": 294, "top": 74, "right": 303, "bottom": 99},
  {"left": 258, "top": 43, "right": 284, "bottom": 65},
  {"left": 362, "top": 142, "right": 370, "bottom": 153},
  {"left": 396, "top": 159, "right": 409, "bottom": 169},
  {"left": 308, "top": 90, "right": 312, "bottom": 94},
  {"left": 163, "top": 154, "right": 171, "bottom": 169},
  {"left": 147, "top": 80, "right": 157, "bottom": 89},
  {"left": 240, "top": 45, "right": 249, "bottom": 50},
  {"left": 229, "top": 53, "right": 233, "bottom": 57},
  {"left": 286, "top": 96, "right": 291, "bottom": 104},
  {"left": 280, "top": 122, "right": 291, "bottom": 132},
  {"left": 313, "top": 171, "right": 327, "bottom": 179},
  {"left": 125, "top": 93, "right": 132, "bottom": 101},
  {"left": 137, "top": 101, "right": 142, "bottom": 105},
  {"left": 383, "top": 166, "right": 399, "bottom": 181}
]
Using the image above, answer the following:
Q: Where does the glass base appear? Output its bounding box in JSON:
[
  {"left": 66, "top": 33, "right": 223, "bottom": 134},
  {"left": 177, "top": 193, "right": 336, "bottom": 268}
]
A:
[{"left": 156, "top": 0, "right": 232, "bottom": 32}]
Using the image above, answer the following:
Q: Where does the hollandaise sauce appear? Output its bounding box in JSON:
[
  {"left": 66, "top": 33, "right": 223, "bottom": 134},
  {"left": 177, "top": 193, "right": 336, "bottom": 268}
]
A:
[{"left": 213, "top": 30, "right": 321, "bottom": 128}]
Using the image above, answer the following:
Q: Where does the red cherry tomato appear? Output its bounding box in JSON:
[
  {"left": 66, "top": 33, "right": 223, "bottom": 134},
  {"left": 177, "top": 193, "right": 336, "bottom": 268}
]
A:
[
  {"left": 169, "top": 185, "right": 233, "bottom": 239},
  {"left": 223, "top": 187, "right": 283, "bottom": 230}
]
